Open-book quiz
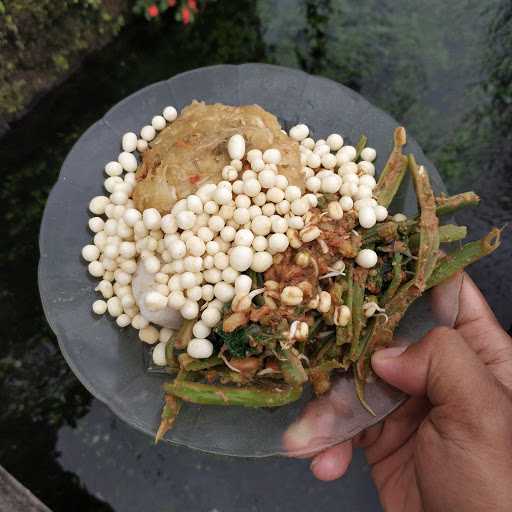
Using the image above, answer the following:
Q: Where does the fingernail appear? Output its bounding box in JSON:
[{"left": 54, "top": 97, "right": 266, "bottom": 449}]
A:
[
  {"left": 372, "top": 345, "right": 407, "bottom": 363},
  {"left": 310, "top": 457, "right": 320, "bottom": 470}
]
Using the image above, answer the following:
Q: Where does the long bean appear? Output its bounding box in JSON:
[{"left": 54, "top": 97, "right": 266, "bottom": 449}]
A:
[
  {"left": 164, "top": 380, "right": 303, "bottom": 407},
  {"left": 348, "top": 267, "right": 368, "bottom": 361},
  {"left": 155, "top": 394, "right": 181, "bottom": 443},
  {"left": 435, "top": 191, "right": 480, "bottom": 217},
  {"left": 374, "top": 127, "right": 408, "bottom": 207},
  {"left": 426, "top": 228, "right": 502, "bottom": 289},
  {"left": 381, "top": 252, "right": 403, "bottom": 304},
  {"left": 172, "top": 319, "right": 195, "bottom": 349},
  {"left": 279, "top": 348, "right": 308, "bottom": 386},
  {"left": 409, "top": 224, "right": 467, "bottom": 250},
  {"left": 355, "top": 134, "right": 368, "bottom": 159}
]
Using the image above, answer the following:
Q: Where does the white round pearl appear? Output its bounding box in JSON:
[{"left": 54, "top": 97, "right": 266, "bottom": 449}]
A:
[
  {"left": 289, "top": 124, "right": 309, "bottom": 141},
  {"left": 359, "top": 175, "right": 377, "bottom": 190},
  {"left": 122, "top": 132, "right": 138, "bottom": 152},
  {"left": 220, "top": 226, "right": 236, "bottom": 242},
  {"left": 104, "top": 176, "right": 123, "bottom": 193},
  {"left": 140, "top": 125, "right": 156, "bottom": 142},
  {"left": 288, "top": 216, "right": 304, "bottom": 230},
  {"left": 340, "top": 196, "right": 354, "bottom": 211},
  {"left": 248, "top": 205, "right": 262, "bottom": 219},
  {"left": 360, "top": 147, "right": 377, "bottom": 162},
  {"left": 268, "top": 233, "right": 289, "bottom": 253},
  {"left": 266, "top": 187, "right": 285, "bottom": 204},
  {"left": 186, "top": 194, "right": 203, "bottom": 214},
  {"left": 187, "top": 286, "right": 203, "bottom": 302},
  {"left": 82, "top": 244, "right": 100, "bottom": 262},
  {"left": 343, "top": 173, "right": 359, "bottom": 185},
  {"left": 356, "top": 249, "right": 378, "bottom": 269},
  {"left": 89, "top": 196, "right": 110, "bottom": 215},
  {"left": 142, "top": 208, "right": 161, "bottom": 230},
  {"left": 358, "top": 161, "right": 375, "bottom": 176},
  {"left": 276, "top": 200, "right": 290, "bottom": 215},
  {"left": 326, "top": 133, "right": 344, "bottom": 151},
  {"left": 358, "top": 206, "right": 377, "bottom": 229},
  {"left": 107, "top": 296, "right": 123, "bottom": 317},
  {"left": 321, "top": 153, "right": 337, "bottom": 170},
  {"left": 339, "top": 162, "right": 358, "bottom": 176},
  {"left": 169, "top": 240, "right": 186, "bottom": 259},
  {"left": 152, "top": 341, "right": 168, "bottom": 366},
  {"left": 116, "top": 314, "right": 131, "bottom": 328},
  {"left": 374, "top": 205, "right": 389, "bottom": 222},
  {"left": 145, "top": 291, "right": 168, "bottom": 311},
  {"left": 253, "top": 191, "right": 267, "bottom": 207},
  {"left": 214, "top": 186, "right": 232, "bottom": 205},
  {"left": 252, "top": 235, "right": 268, "bottom": 251},
  {"left": 261, "top": 203, "right": 275, "bottom": 217},
  {"left": 284, "top": 185, "right": 301, "bottom": 202},
  {"left": 271, "top": 216, "right": 288, "bottom": 233},
  {"left": 168, "top": 290, "right": 186, "bottom": 309},
  {"left": 336, "top": 145, "right": 357, "bottom": 164},
  {"left": 291, "top": 198, "right": 309, "bottom": 216},
  {"left": 187, "top": 338, "right": 214, "bottom": 359},
  {"left": 136, "top": 139, "right": 148, "bottom": 153},
  {"left": 221, "top": 266, "right": 239, "bottom": 284},
  {"left": 314, "top": 144, "right": 330, "bottom": 157},
  {"left": 118, "top": 152, "right": 138, "bottom": 173},
  {"left": 206, "top": 240, "right": 220, "bottom": 255},
  {"left": 180, "top": 299, "right": 199, "bottom": 320},
  {"left": 105, "top": 161, "right": 123, "bottom": 177},
  {"left": 301, "top": 137, "right": 315, "bottom": 149},
  {"left": 321, "top": 174, "right": 342, "bottom": 194},
  {"left": 139, "top": 326, "right": 160, "bottom": 344},
  {"left": 251, "top": 158, "right": 265, "bottom": 172},
  {"left": 204, "top": 268, "right": 222, "bottom": 284},
  {"left": 214, "top": 282, "right": 235, "bottom": 302},
  {"left": 354, "top": 185, "right": 373, "bottom": 201},
  {"left": 235, "top": 228, "right": 254, "bottom": 247},
  {"left": 193, "top": 321, "right": 211, "bottom": 339},
  {"left": 228, "top": 134, "right": 246, "bottom": 160},
  {"left": 201, "top": 307, "right": 221, "bottom": 327},
  {"left": 263, "top": 148, "right": 282, "bottom": 165},
  {"left": 258, "top": 169, "right": 275, "bottom": 189},
  {"left": 208, "top": 215, "right": 225, "bottom": 232},
  {"left": 186, "top": 236, "right": 206, "bottom": 257},
  {"left": 234, "top": 274, "right": 252, "bottom": 295},
  {"left": 123, "top": 208, "right": 141, "bottom": 227},
  {"left": 176, "top": 210, "right": 196, "bottom": 230},
  {"left": 92, "top": 300, "right": 107, "bottom": 315},
  {"left": 144, "top": 255, "right": 161, "bottom": 274},
  {"left": 340, "top": 182, "right": 359, "bottom": 197},
  {"left": 88, "top": 261, "right": 104, "bottom": 277},
  {"left": 246, "top": 149, "right": 262, "bottom": 162},
  {"left": 163, "top": 106, "right": 177, "bottom": 122},
  {"left": 251, "top": 215, "right": 271, "bottom": 236},
  {"left": 152, "top": 115, "right": 166, "bottom": 131},
  {"left": 243, "top": 178, "right": 261, "bottom": 197},
  {"left": 306, "top": 152, "right": 321, "bottom": 169},
  {"left": 306, "top": 176, "right": 321, "bottom": 192},
  {"left": 213, "top": 252, "right": 229, "bottom": 270},
  {"left": 251, "top": 251, "right": 273, "bottom": 272},
  {"left": 88, "top": 217, "right": 105, "bottom": 233},
  {"left": 201, "top": 284, "right": 215, "bottom": 301},
  {"left": 229, "top": 246, "right": 254, "bottom": 271}
]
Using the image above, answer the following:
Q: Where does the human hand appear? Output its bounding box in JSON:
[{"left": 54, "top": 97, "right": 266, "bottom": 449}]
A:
[{"left": 286, "top": 273, "right": 512, "bottom": 511}]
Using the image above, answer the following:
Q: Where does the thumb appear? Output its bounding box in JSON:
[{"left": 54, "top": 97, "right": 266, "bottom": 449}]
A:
[{"left": 371, "top": 326, "right": 496, "bottom": 408}]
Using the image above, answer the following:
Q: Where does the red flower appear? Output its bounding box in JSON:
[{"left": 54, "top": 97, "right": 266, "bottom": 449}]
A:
[
  {"left": 182, "top": 6, "right": 191, "bottom": 24},
  {"left": 147, "top": 4, "right": 159, "bottom": 17},
  {"left": 167, "top": 0, "right": 176, "bottom": 6},
  {"left": 188, "top": 0, "right": 198, "bottom": 11}
]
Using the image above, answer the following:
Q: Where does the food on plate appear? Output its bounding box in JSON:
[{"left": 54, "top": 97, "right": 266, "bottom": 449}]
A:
[{"left": 82, "top": 101, "right": 501, "bottom": 442}]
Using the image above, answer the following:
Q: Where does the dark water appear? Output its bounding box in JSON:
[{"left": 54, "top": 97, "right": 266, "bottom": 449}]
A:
[{"left": 1, "top": 1, "right": 511, "bottom": 511}]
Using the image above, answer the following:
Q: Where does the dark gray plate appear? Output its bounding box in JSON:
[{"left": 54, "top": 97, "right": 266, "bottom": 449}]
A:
[{"left": 38, "top": 64, "right": 454, "bottom": 457}]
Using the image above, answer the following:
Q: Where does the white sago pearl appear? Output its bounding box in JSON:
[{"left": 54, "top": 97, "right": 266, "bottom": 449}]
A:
[
  {"left": 314, "top": 144, "right": 330, "bottom": 157},
  {"left": 316, "top": 169, "right": 333, "bottom": 179},
  {"left": 103, "top": 243, "right": 119, "bottom": 259},
  {"left": 107, "top": 296, "right": 123, "bottom": 317},
  {"left": 136, "top": 139, "right": 148, "bottom": 152},
  {"left": 151, "top": 115, "right": 166, "bottom": 131},
  {"left": 354, "top": 198, "right": 377, "bottom": 211},
  {"left": 251, "top": 158, "right": 265, "bottom": 172},
  {"left": 374, "top": 205, "right": 389, "bottom": 222},
  {"left": 252, "top": 235, "right": 268, "bottom": 251},
  {"left": 354, "top": 185, "right": 373, "bottom": 201},
  {"left": 118, "top": 152, "right": 138, "bottom": 172},
  {"left": 251, "top": 251, "right": 273, "bottom": 272},
  {"left": 358, "top": 206, "right": 377, "bottom": 229},
  {"left": 180, "top": 299, "right": 199, "bottom": 320},
  {"left": 252, "top": 192, "right": 266, "bottom": 207},
  {"left": 204, "top": 200, "right": 219, "bottom": 215},
  {"left": 140, "top": 125, "right": 156, "bottom": 142},
  {"left": 221, "top": 266, "right": 239, "bottom": 284},
  {"left": 169, "top": 239, "right": 186, "bottom": 259},
  {"left": 88, "top": 261, "right": 104, "bottom": 277},
  {"left": 124, "top": 173, "right": 136, "bottom": 187},
  {"left": 102, "top": 258, "right": 116, "bottom": 272},
  {"left": 143, "top": 255, "right": 160, "bottom": 274},
  {"left": 116, "top": 314, "right": 131, "bottom": 328},
  {"left": 111, "top": 190, "right": 128, "bottom": 205},
  {"left": 92, "top": 299, "right": 107, "bottom": 315},
  {"left": 82, "top": 244, "right": 100, "bottom": 262},
  {"left": 248, "top": 205, "right": 262, "bottom": 219},
  {"left": 289, "top": 124, "right": 309, "bottom": 141},
  {"left": 229, "top": 246, "right": 254, "bottom": 271},
  {"left": 93, "top": 231, "right": 107, "bottom": 250},
  {"left": 152, "top": 341, "right": 167, "bottom": 366},
  {"left": 339, "top": 162, "right": 358, "bottom": 175},
  {"left": 246, "top": 149, "right": 262, "bottom": 162},
  {"left": 168, "top": 290, "right": 186, "bottom": 309},
  {"left": 159, "top": 328, "right": 174, "bottom": 343},
  {"left": 187, "top": 286, "right": 203, "bottom": 302},
  {"left": 284, "top": 185, "right": 301, "bottom": 203},
  {"left": 336, "top": 145, "right": 357, "bottom": 164},
  {"left": 222, "top": 165, "right": 238, "bottom": 181},
  {"left": 340, "top": 196, "right": 354, "bottom": 211},
  {"left": 175, "top": 210, "right": 196, "bottom": 230},
  {"left": 104, "top": 219, "right": 118, "bottom": 236},
  {"left": 328, "top": 201, "right": 344, "bottom": 220},
  {"left": 306, "top": 176, "right": 321, "bottom": 192},
  {"left": 262, "top": 203, "right": 276, "bottom": 217},
  {"left": 274, "top": 175, "right": 288, "bottom": 190},
  {"left": 361, "top": 147, "right": 377, "bottom": 162},
  {"left": 117, "top": 222, "right": 132, "bottom": 239},
  {"left": 220, "top": 225, "right": 236, "bottom": 242},
  {"left": 121, "top": 259, "right": 137, "bottom": 274},
  {"left": 340, "top": 182, "right": 358, "bottom": 197},
  {"left": 142, "top": 208, "right": 161, "bottom": 230},
  {"left": 213, "top": 186, "right": 232, "bottom": 205},
  {"left": 95, "top": 280, "right": 113, "bottom": 299},
  {"left": 268, "top": 233, "right": 289, "bottom": 253},
  {"left": 271, "top": 216, "right": 288, "bottom": 233},
  {"left": 122, "top": 132, "right": 137, "bottom": 152},
  {"left": 123, "top": 208, "right": 141, "bottom": 227},
  {"left": 219, "top": 205, "right": 235, "bottom": 221},
  {"left": 208, "top": 299, "right": 224, "bottom": 310},
  {"left": 235, "top": 229, "right": 254, "bottom": 247},
  {"left": 163, "top": 105, "right": 177, "bottom": 121},
  {"left": 201, "top": 284, "right": 215, "bottom": 301},
  {"left": 145, "top": 291, "right": 168, "bottom": 311},
  {"left": 195, "top": 183, "right": 215, "bottom": 204},
  {"left": 197, "top": 226, "right": 214, "bottom": 242},
  {"left": 186, "top": 236, "right": 206, "bottom": 257},
  {"left": 184, "top": 255, "right": 203, "bottom": 273},
  {"left": 243, "top": 178, "right": 261, "bottom": 198},
  {"left": 132, "top": 314, "right": 149, "bottom": 329},
  {"left": 235, "top": 194, "right": 251, "bottom": 209},
  {"left": 301, "top": 137, "right": 315, "bottom": 149},
  {"left": 214, "top": 282, "right": 235, "bottom": 302},
  {"left": 228, "top": 134, "right": 245, "bottom": 160},
  {"left": 315, "top": 138, "right": 326, "bottom": 147},
  {"left": 201, "top": 306, "right": 222, "bottom": 327},
  {"left": 105, "top": 161, "right": 123, "bottom": 177},
  {"left": 121, "top": 294, "right": 136, "bottom": 309},
  {"left": 356, "top": 249, "right": 378, "bottom": 269},
  {"left": 321, "top": 174, "right": 342, "bottom": 194},
  {"left": 231, "top": 159, "right": 242, "bottom": 171},
  {"left": 251, "top": 215, "right": 271, "bottom": 236},
  {"left": 304, "top": 193, "right": 317, "bottom": 206},
  {"left": 193, "top": 321, "right": 211, "bottom": 339},
  {"left": 213, "top": 252, "right": 229, "bottom": 270},
  {"left": 358, "top": 161, "right": 375, "bottom": 176},
  {"left": 206, "top": 240, "right": 220, "bottom": 255},
  {"left": 234, "top": 274, "right": 252, "bottom": 295},
  {"left": 291, "top": 198, "right": 309, "bottom": 216},
  {"left": 187, "top": 338, "right": 214, "bottom": 359},
  {"left": 288, "top": 216, "right": 304, "bottom": 230},
  {"left": 180, "top": 272, "right": 197, "bottom": 290},
  {"left": 306, "top": 152, "right": 321, "bottom": 169},
  {"left": 208, "top": 215, "right": 225, "bottom": 233},
  {"left": 185, "top": 194, "right": 203, "bottom": 214},
  {"left": 343, "top": 173, "right": 359, "bottom": 185},
  {"left": 172, "top": 198, "right": 188, "bottom": 215},
  {"left": 321, "top": 153, "right": 337, "bottom": 169},
  {"left": 266, "top": 187, "right": 285, "bottom": 203},
  {"left": 263, "top": 148, "right": 282, "bottom": 165},
  {"left": 139, "top": 326, "right": 159, "bottom": 344},
  {"left": 89, "top": 196, "right": 110, "bottom": 215},
  {"left": 276, "top": 200, "right": 290, "bottom": 216},
  {"left": 393, "top": 213, "right": 408, "bottom": 222},
  {"left": 359, "top": 175, "right": 377, "bottom": 189},
  {"left": 326, "top": 133, "right": 344, "bottom": 151},
  {"left": 204, "top": 268, "right": 222, "bottom": 284},
  {"left": 155, "top": 271, "right": 169, "bottom": 284},
  {"left": 104, "top": 176, "right": 123, "bottom": 193}
]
